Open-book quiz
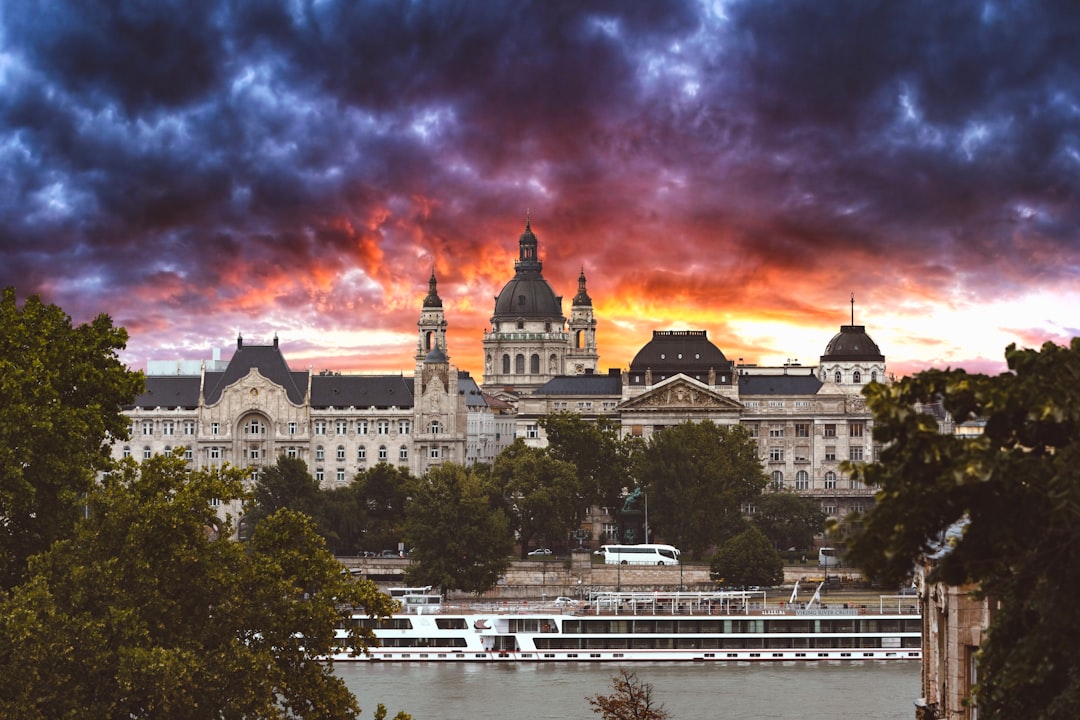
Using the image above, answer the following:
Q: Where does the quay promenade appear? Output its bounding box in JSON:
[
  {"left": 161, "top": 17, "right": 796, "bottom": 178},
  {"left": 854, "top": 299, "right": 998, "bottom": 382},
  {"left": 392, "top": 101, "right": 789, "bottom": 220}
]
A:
[{"left": 340, "top": 551, "right": 875, "bottom": 604}]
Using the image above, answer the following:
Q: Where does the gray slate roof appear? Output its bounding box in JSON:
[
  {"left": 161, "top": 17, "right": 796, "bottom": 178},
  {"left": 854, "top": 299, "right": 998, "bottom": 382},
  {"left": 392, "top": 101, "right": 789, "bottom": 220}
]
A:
[
  {"left": 131, "top": 376, "right": 201, "bottom": 409},
  {"left": 532, "top": 374, "right": 622, "bottom": 396},
  {"left": 309, "top": 375, "right": 414, "bottom": 409}
]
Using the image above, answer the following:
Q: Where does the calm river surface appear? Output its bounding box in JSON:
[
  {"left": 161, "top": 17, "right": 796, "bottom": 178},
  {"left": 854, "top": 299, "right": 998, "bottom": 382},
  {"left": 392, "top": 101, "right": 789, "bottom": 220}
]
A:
[{"left": 336, "top": 661, "right": 920, "bottom": 720}]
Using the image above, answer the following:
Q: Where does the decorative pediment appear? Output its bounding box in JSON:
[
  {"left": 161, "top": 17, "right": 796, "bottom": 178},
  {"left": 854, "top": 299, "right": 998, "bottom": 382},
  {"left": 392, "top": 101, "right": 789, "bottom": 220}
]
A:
[{"left": 619, "top": 375, "right": 743, "bottom": 412}]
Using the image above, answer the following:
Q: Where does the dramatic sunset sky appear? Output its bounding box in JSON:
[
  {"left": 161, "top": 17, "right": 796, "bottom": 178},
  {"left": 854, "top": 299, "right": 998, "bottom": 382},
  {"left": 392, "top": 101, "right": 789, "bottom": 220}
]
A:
[{"left": 2, "top": 1, "right": 1078, "bottom": 380}]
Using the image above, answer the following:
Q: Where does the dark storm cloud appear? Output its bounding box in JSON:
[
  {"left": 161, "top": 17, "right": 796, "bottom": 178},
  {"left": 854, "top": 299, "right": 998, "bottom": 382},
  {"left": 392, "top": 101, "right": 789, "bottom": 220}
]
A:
[{"left": 0, "top": 0, "right": 1077, "bottom": 372}]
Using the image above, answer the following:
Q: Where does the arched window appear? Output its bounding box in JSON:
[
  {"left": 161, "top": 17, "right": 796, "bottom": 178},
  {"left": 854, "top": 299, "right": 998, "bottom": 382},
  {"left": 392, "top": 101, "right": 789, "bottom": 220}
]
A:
[
  {"left": 336, "top": 445, "right": 345, "bottom": 461},
  {"left": 824, "top": 471, "right": 837, "bottom": 489},
  {"left": 575, "top": 330, "right": 585, "bottom": 349},
  {"left": 502, "top": 354, "right": 510, "bottom": 373},
  {"left": 871, "top": 371, "right": 878, "bottom": 383},
  {"left": 378, "top": 445, "right": 387, "bottom": 460},
  {"left": 430, "top": 420, "right": 440, "bottom": 434},
  {"left": 853, "top": 370, "right": 862, "bottom": 383},
  {"left": 399, "top": 445, "right": 408, "bottom": 461},
  {"left": 796, "top": 470, "right": 809, "bottom": 490},
  {"left": 530, "top": 353, "right": 540, "bottom": 374},
  {"left": 770, "top": 471, "right": 784, "bottom": 490},
  {"left": 834, "top": 370, "right": 842, "bottom": 383},
  {"left": 515, "top": 354, "right": 525, "bottom": 374}
]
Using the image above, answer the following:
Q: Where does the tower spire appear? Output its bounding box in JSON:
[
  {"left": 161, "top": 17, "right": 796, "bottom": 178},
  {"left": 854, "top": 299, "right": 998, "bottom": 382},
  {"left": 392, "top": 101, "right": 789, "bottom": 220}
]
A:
[{"left": 850, "top": 293, "right": 855, "bottom": 325}]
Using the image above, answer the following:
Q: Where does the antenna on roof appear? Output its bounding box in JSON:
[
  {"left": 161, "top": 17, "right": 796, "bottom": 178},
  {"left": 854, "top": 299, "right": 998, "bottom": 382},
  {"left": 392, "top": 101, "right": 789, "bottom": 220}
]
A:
[{"left": 850, "top": 293, "right": 855, "bottom": 325}]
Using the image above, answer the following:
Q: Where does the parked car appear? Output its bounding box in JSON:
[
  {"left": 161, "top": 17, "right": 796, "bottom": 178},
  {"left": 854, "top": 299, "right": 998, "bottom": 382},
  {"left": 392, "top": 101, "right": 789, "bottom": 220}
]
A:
[
  {"left": 380, "top": 549, "right": 401, "bottom": 558},
  {"left": 528, "top": 548, "right": 553, "bottom": 556},
  {"left": 360, "top": 550, "right": 377, "bottom": 558},
  {"left": 554, "top": 596, "right": 579, "bottom": 606}
]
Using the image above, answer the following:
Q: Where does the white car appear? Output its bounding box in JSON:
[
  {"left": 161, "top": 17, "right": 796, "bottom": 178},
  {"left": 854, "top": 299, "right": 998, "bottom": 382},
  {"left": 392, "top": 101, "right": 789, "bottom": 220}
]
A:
[
  {"left": 554, "top": 596, "right": 579, "bottom": 606},
  {"left": 528, "top": 548, "right": 553, "bottom": 556}
]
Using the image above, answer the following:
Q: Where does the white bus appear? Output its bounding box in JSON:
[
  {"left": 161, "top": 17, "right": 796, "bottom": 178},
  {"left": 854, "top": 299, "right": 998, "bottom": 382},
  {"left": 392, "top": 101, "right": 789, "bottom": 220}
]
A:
[
  {"left": 601, "top": 544, "right": 680, "bottom": 566},
  {"left": 388, "top": 586, "right": 432, "bottom": 598},
  {"left": 818, "top": 547, "right": 840, "bottom": 568}
]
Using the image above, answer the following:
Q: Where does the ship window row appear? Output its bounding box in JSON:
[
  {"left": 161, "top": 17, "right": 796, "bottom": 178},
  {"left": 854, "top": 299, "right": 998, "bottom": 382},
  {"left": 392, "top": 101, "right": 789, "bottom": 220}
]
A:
[
  {"left": 534, "top": 636, "right": 920, "bottom": 651},
  {"left": 562, "top": 619, "right": 920, "bottom": 635},
  {"left": 375, "top": 637, "right": 469, "bottom": 648},
  {"left": 349, "top": 618, "right": 414, "bottom": 630}
]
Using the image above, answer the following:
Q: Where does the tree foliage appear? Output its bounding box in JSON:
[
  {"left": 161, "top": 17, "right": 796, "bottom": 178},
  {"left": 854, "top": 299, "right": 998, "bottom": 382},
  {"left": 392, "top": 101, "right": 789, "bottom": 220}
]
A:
[
  {"left": 0, "top": 453, "right": 399, "bottom": 720},
  {"left": 491, "top": 440, "right": 581, "bottom": 557},
  {"left": 751, "top": 490, "right": 827, "bottom": 551},
  {"left": 587, "top": 669, "right": 670, "bottom": 720},
  {"left": 540, "top": 412, "right": 639, "bottom": 523},
  {"left": 0, "top": 288, "right": 143, "bottom": 588},
  {"left": 844, "top": 340, "right": 1080, "bottom": 720},
  {"left": 404, "top": 463, "right": 513, "bottom": 596},
  {"left": 709, "top": 525, "right": 785, "bottom": 589},
  {"left": 246, "top": 455, "right": 325, "bottom": 531},
  {"left": 353, "top": 462, "right": 415, "bottom": 553},
  {"left": 635, "top": 421, "right": 768, "bottom": 558}
]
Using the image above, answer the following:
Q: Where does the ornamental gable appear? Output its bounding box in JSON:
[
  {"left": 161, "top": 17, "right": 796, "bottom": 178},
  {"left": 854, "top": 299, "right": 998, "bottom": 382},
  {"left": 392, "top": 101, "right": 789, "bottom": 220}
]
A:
[{"left": 618, "top": 374, "right": 744, "bottom": 412}]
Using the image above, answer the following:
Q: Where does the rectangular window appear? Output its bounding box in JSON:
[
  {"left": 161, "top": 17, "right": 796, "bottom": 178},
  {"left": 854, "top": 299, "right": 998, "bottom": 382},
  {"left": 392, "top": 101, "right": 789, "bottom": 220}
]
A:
[
  {"left": 336, "top": 446, "right": 346, "bottom": 461},
  {"left": 849, "top": 422, "right": 865, "bottom": 438},
  {"left": 143, "top": 446, "right": 152, "bottom": 460},
  {"left": 122, "top": 446, "right": 131, "bottom": 458},
  {"left": 210, "top": 447, "right": 221, "bottom": 460},
  {"left": 824, "top": 504, "right": 837, "bottom": 516},
  {"left": 336, "top": 469, "right": 345, "bottom": 483},
  {"left": 769, "top": 426, "right": 784, "bottom": 438},
  {"left": 399, "top": 420, "right": 411, "bottom": 434},
  {"left": 211, "top": 422, "right": 220, "bottom": 436},
  {"left": 184, "top": 446, "right": 193, "bottom": 461},
  {"left": 823, "top": 424, "right": 836, "bottom": 438},
  {"left": 746, "top": 424, "right": 759, "bottom": 438},
  {"left": 378, "top": 446, "right": 388, "bottom": 460},
  {"left": 288, "top": 421, "right": 297, "bottom": 435},
  {"left": 357, "top": 446, "right": 367, "bottom": 460},
  {"left": 849, "top": 446, "right": 864, "bottom": 461},
  {"left": 286, "top": 447, "right": 298, "bottom": 459},
  {"left": 526, "top": 424, "right": 539, "bottom": 439},
  {"left": 315, "top": 469, "right": 324, "bottom": 483},
  {"left": 769, "top": 447, "right": 784, "bottom": 462},
  {"left": 794, "top": 423, "right": 809, "bottom": 438},
  {"left": 314, "top": 420, "right": 326, "bottom": 436},
  {"left": 399, "top": 446, "right": 408, "bottom": 460},
  {"left": 825, "top": 446, "right": 836, "bottom": 462},
  {"left": 249, "top": 447, "right": 260, "bottom": 460},
  {"left": 429, "top": 446, "right": 440, "bottom": 459},
  {"left": 162, "top": 420, "right": 174, "bottom": 436},
  {"left": 377, "top": 420, "right": 390, "bottom": 435},
  {"left": 142, "top": 421, "right": 154, "bottom": 436},
  {"left": 357, "top": 420, "right": 368, "bottom": 435},
  {"left": 336, "top": 420, "right": 348, "bottom": 435},
  {"left": 183, "top": 420, "right": 195, "bottom": 435}
]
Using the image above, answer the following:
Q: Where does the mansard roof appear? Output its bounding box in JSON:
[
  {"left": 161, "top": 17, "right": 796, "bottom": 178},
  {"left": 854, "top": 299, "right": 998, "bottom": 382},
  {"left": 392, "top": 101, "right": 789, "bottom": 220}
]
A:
[
  {"left": 204, "top": 340, "right": 306, "bottom": 405},
  {"left": 629, "top": 330, "right": 732, "bottom": 374},
  {"left": 130, "top": 376, "right": 201, "bottom": 409},
  {"left": 309, "top": 374, "right": 414, "bottom": 409},
  {"left": 532, "top": 374, "right": 623, "bottom": 396},
  {"left": 737, "top": 372, "right": 823, "bottom": 396},
  {"left": 458, "top": 373, "right": 489, "bottom": 408}
]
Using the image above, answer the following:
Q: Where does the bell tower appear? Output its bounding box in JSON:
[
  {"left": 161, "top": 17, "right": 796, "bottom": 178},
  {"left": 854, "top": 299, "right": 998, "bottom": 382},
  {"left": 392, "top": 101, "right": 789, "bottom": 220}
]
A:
[
  {"left": 416, "top": 269, "right": 448, "bottom": 362},
  {"left": 566, "top": 268, "right": 598, "bottom": 375}
]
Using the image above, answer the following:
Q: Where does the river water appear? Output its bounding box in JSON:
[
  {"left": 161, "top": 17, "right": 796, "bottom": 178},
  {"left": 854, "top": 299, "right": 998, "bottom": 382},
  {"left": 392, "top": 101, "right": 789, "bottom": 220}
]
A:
[{"left": 336, "top": 661, "right": 921, "bottom": 720}]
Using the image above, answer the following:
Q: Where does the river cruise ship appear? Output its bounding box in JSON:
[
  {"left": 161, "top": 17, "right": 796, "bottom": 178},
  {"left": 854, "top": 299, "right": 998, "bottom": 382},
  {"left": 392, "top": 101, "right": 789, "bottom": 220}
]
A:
[{"left": 333, "top": 590, "right": 921, "bottom": 663}]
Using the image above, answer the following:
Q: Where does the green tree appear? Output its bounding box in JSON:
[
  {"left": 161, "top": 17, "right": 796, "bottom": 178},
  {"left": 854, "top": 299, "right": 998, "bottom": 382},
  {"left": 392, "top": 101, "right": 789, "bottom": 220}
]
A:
[
  {"left": 636, "top": 421, "right": 768, "bottom": 559},
  {"left": 751, "top": 490, "right": 826, "bottom": 551},
  {"left": 710, "top": 525, "right": 785, "bottom": 588},
  {"left": 404, "top": 463, "right": 513, "bottom": 596},
  {"left": 491, "top": 440, "right": 581, "bottom": 557},
  {"left": 844, "top": 340, "right": 1080, "bottom": 720},
  {"left": 0, "top": 452, "right": 400, "bottom": 719},
  {"left": 539, "top": 412, "right": 638, "bottom": 524},
  {"left": 320, "top": 482, "right": 369, "bottom": 556},
  {"left": 354, "top": 463, "right": 415, "bottom": 553},
  {"left": 0, "top": 288, "right": 143, "bottom": 588},
  {"left": 246, "top": 455, "right": 324, "bottom": 531},
  {"left": 587, "top": 669, "right": 670, "bottom": 720}
]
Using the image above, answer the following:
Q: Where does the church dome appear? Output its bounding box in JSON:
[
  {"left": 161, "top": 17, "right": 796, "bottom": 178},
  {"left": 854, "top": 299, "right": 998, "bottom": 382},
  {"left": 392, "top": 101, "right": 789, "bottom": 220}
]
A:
[
  {"left": 820, "top": 325, "right": 884, "bottom": 362},
  {"left": 492, "top": 221, "right": 564, "bottom": 320},
  {"left": 629, "top": 330, "right": 731, "bottom": 374}
]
